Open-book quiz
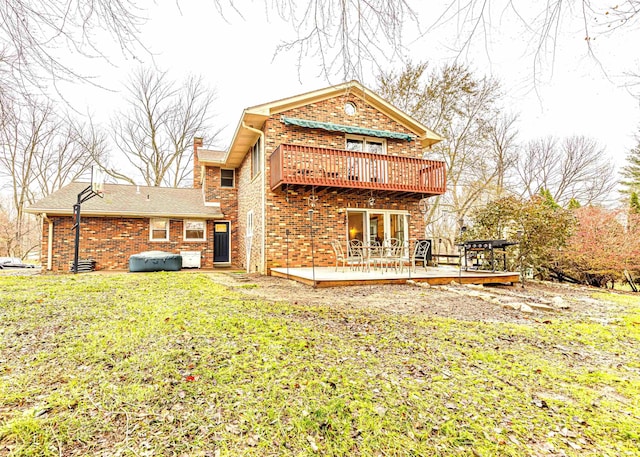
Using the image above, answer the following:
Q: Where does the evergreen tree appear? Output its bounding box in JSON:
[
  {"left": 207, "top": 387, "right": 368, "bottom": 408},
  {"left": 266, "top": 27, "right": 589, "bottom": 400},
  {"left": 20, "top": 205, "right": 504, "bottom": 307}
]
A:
[
  {"left": 630, "top": 192, "right": 640, "bottom": 214},
  {"left": 540, "top": 188, "right": 560, "bottom": 209},
  {"left": 567, "top": 198, "right": 581, "bottom": 210},
  {"left": 620, "top": 136, "right": 640, "bottom": 195}
]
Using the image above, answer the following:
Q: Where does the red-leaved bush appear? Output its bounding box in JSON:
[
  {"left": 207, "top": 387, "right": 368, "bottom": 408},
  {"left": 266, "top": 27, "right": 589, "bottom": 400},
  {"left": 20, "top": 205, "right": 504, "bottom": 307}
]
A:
[{"left": 553, "top": 206, "right": 640, "bottom": 287}]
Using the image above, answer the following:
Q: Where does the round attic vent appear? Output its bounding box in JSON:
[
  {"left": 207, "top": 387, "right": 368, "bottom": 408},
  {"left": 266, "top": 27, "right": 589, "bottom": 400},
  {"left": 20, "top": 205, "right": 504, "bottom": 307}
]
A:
[{"left": 344, "top": 102, "right": 356, "bottom": 116}]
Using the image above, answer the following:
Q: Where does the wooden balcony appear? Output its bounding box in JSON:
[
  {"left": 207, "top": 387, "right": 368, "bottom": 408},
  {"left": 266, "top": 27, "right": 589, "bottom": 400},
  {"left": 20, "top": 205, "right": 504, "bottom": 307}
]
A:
[{"left": 270, "top": 144, "right": 446, "bottom": 196}]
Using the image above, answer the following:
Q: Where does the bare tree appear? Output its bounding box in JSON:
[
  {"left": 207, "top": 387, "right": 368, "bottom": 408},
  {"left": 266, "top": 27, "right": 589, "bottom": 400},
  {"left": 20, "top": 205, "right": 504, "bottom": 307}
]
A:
[
  {"left": 515, "top": 135, "right": 616, "bottom": 205},
  {"left": 0, "top": 0, "right": 413, "bottom": 93},
  {"left": 205, "top": 1, "right": 640, "bottom": 83},
  {"left": 32, "top": 118, "right": 105, "bottom": 197},
  {"left": 0, "top": 201, "right": 17, "bottom": 256},
  {"left": 0, "top": 97, "right": 95, "bottom": 256},
  {"left": 431, "top": 2, "right": 640, "bottom": 78},
  {"left": 3, "top": 1, "right": 638, "bottom": 94},
  {"left": 0, "top": 0, "right": 146, "bottom": 95},
  {"left": 0, "top": 98, "right": 48, "bottom": 249},
  {"left": 102, "top": 67, "right": 219, "bottom": 187},
  {"left": 209, "top": 0, "right": 416, "bottom": 81},
  {"left": 486, "top": 114, "right": 519, "bottom": 196},
  {"left": 378, "top": 62, "right": 516, "bottom": 244}
]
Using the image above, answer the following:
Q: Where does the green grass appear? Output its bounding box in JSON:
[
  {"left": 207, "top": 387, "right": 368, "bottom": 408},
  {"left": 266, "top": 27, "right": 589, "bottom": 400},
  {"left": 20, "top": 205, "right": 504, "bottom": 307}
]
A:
[{"left": 1, "top": 273, "right": 639, "bottom": 456}]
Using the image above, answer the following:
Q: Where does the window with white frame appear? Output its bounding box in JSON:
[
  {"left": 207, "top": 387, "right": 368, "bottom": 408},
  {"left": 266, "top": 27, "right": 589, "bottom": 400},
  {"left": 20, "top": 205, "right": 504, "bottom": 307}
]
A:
[
  {"left": 184, "top": 219, "right": 206, "bottom": 241},
  {"left": 250, "top": 137, "right": 262, "bottom": 179},
  {"left": 345, "top": 135, "right": 386, "bottom": 154},
  {"left": 221, "top": 169, "right": 235, "bottom": 188},
  {"left": 150, "top": 218, "right": 169, "bottom": 241},
  {"left": 247, "top": 210, "right": 254, "bottom": 237}
]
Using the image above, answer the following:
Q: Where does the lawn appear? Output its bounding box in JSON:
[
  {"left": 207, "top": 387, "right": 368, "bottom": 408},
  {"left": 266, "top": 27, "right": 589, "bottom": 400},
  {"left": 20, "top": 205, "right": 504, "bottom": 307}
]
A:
[{"left": 1, "top": 273, "right": 639, "bottom": 456}]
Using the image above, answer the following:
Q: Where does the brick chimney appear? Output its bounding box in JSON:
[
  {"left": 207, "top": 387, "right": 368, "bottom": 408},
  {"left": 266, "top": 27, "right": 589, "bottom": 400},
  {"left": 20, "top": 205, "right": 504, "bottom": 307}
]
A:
[{"left": 193, "top": 137, "right": 203, "bottom": 189}]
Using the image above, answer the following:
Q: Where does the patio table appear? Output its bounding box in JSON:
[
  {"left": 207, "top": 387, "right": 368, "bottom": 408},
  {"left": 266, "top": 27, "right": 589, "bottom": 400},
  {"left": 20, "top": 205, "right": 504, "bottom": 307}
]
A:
[{"left": 349, "top": 242, "right": 404, "bottom": 273}]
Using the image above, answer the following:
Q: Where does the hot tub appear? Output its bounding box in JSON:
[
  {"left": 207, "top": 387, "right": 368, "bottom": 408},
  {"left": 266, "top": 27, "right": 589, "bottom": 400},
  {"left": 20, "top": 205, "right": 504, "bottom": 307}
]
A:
[{"left": 129, "top": 251, "right": 182, "bottom": 272}]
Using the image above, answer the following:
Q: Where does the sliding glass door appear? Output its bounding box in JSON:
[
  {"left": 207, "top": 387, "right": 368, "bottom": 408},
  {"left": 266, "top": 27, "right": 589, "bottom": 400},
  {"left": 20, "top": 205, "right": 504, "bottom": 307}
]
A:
[{"left": 345, "top": 136, "right": 388, "bottom": 183}]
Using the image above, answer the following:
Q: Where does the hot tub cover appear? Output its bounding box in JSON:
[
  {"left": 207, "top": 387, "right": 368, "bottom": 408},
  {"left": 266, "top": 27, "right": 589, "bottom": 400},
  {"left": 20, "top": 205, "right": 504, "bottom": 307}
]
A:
[{"left": 129, "top": 251, "right": 182, "bottom": 272}]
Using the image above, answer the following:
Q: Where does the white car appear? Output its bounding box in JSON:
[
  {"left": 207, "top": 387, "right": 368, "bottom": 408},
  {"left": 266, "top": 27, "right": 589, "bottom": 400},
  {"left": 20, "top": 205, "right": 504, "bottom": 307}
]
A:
[{"left": 0, "top": 257, "right": 36, "bottom": 269}]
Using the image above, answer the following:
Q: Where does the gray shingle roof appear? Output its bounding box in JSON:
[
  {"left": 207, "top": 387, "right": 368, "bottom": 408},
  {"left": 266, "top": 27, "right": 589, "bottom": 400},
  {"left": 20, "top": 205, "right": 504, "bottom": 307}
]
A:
[
  {"left": 198, "top": 148, "right": 227, "bottom": 164},
  {"left": 26, "top": 182, "right": 223, "bottom": 219}
]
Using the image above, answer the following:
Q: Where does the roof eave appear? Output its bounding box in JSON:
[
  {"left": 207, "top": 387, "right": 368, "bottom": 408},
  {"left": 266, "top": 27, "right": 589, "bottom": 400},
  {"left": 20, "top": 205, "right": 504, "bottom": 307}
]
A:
[
  {"left": 222, "top": 110, "right": 268, "bottom": 168},
  {"left": 420, "top": 134, "right": 445, "bottom": 149},
  {"left": 25, "top": 208, "right": 223, "bottom": 219},
  {"left": 197, "top": 159, "right": 226, "bottom": 166}
]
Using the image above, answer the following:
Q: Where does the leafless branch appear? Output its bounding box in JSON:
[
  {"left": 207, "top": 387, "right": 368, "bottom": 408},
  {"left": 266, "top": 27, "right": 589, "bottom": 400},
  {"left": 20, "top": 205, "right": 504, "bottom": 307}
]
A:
[
  {"left": 102, "top": 67, "right": 220, "bottom": 187},
  {"left": 430, "top": 1, "right": 640, "bottom": 87},
  {"left": 515, "top": 135, "right": 616, "bottom": 205},
  {"left": 0, "top": 0, "right": 147, "bottom": 97}
]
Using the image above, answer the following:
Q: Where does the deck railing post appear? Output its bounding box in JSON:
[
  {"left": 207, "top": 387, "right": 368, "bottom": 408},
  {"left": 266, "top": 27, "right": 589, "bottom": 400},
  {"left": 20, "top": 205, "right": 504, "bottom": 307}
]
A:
[{"left": 308, "top": 209, "right": 316, "bottom": 288}]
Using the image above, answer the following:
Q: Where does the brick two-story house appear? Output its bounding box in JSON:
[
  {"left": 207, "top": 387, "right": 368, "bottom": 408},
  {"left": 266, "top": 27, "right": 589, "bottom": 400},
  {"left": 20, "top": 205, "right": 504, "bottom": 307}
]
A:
[{"left": 27, "top": 81, "right": 446, "bottom": 272}]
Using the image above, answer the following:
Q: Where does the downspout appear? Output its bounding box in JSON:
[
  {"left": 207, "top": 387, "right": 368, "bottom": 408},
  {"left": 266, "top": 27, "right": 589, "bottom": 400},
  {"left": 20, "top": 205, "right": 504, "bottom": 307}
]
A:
[
  {"left": 42, "top": 213, "right": 53, "bottom": 271},
  {"left": 242, "top": 122, "right": 266, "bottom": 274}
]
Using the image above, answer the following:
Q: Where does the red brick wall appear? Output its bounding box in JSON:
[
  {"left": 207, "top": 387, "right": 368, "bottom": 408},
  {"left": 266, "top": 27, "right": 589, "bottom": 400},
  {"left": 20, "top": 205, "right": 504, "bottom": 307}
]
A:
[
  {"left": 259, "top": 93, "right": 428, "bottom": 271},
  {"left": 268, "top": 94, "right": 423, "bottom": 157},
  {"left": 160, "top": 92, "right": 432, "bottom": 273},
  {"left": 264, "top": 190, "right": 424, "bottom": 270},
  {"left": 42, "top": 216, "right": 215, "bottom": 272},
  {"left": 203, "top": 166, "right": 239, "bottom": 265},
  {"left": 193, "top": 137, "right": 203, "bottom": 189},
  {"left": 236, "top": 144, "right": 264, "bottom": 272}
]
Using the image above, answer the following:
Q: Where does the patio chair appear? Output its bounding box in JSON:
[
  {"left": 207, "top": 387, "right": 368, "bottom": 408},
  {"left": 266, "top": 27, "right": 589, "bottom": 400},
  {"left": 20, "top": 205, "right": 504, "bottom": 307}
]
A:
[
  {"left": 367, "top": 241, "right": 386, "bottom": 272},
  {"left": 348, "top": 239, "right": 366, "bottom": 271},
  {"left": 410, "top": 239, "right": 431, "bottom": 272},
  {"left": 330, "top": 240, "right": 346, "bottom": 271},
  {"left": 382, "top": 238, "right": 404, "bottom": 273},
  {"left": 330, "top": 240, "right": 363, "bottom": 272}
]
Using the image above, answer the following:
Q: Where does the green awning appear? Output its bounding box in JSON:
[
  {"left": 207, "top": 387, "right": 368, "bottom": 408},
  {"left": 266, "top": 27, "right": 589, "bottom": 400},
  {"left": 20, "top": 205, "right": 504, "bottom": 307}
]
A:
[{"left": 281, "top": 116, "right": 414, "bottom": 141}]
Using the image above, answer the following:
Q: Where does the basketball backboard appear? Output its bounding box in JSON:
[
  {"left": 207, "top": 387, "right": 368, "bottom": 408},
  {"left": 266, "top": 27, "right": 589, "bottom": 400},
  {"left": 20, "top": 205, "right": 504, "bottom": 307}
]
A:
[{"left": 91, "top": 167, "right": 105, "bottom": 196}]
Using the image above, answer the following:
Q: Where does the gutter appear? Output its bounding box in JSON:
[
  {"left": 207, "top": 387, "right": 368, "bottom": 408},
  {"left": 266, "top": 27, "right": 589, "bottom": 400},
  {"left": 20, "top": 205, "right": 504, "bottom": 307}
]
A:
[
  {"left": 242, "top": 122, "right": 266, "bottom": 274},
  {"left": 25, "top": 210, "right": 224, "bottom": 219}
]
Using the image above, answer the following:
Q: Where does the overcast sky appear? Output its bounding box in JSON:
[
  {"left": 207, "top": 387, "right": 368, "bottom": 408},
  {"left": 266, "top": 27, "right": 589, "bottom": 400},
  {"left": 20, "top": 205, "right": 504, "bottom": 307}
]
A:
[{"left": 60, "top": 1, "right": 640, "bottom": 165}]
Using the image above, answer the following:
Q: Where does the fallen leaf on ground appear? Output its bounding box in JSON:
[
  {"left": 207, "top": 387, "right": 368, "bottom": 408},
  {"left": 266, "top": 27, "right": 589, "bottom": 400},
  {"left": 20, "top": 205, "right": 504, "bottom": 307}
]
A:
[{"left": 306, "top": 435, "right": 319, "bottom": 452}]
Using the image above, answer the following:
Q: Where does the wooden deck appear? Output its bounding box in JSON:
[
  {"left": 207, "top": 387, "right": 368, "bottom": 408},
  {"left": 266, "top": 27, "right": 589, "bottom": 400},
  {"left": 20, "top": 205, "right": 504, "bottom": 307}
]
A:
[{"left": 270, "top": 265, "right": 520, "bottom": 288}]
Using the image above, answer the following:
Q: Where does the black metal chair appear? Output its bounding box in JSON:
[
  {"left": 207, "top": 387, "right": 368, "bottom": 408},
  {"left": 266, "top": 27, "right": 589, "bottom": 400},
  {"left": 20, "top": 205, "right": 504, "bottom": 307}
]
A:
[{"left": 410, "top": 239, "right": 431, "bottom": 272}]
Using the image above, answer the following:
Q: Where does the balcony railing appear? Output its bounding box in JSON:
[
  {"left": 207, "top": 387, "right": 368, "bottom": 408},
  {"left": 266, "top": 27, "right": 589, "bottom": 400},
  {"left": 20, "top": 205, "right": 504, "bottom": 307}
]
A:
[{"left": 270, "top": 144, "right": 446, "bottom": 195}]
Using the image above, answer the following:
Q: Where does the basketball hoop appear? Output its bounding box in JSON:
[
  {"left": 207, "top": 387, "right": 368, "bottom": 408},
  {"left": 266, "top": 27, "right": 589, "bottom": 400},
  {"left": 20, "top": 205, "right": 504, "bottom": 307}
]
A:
[{"left": 72, "top": 166, "right": 106, "bottom": 274}]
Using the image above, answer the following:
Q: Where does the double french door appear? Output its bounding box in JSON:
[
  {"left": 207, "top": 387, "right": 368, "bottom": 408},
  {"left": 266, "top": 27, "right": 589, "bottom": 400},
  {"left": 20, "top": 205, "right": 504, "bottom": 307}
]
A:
[
  {"left": 346, "top": 136, "right": 388, "bottom": 183},
  {"left": 346, "top": 210, "right": 408, "bottom": 246}
]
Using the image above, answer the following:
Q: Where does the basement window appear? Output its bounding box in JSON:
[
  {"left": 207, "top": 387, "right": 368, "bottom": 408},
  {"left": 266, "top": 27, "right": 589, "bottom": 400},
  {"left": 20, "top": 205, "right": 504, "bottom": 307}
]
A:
[
  {"left": 150, "top": 218, "right": 169, "bottom": 241},
  {"left": 184, "top": 220, "right": 206, "bottom": 241}
]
